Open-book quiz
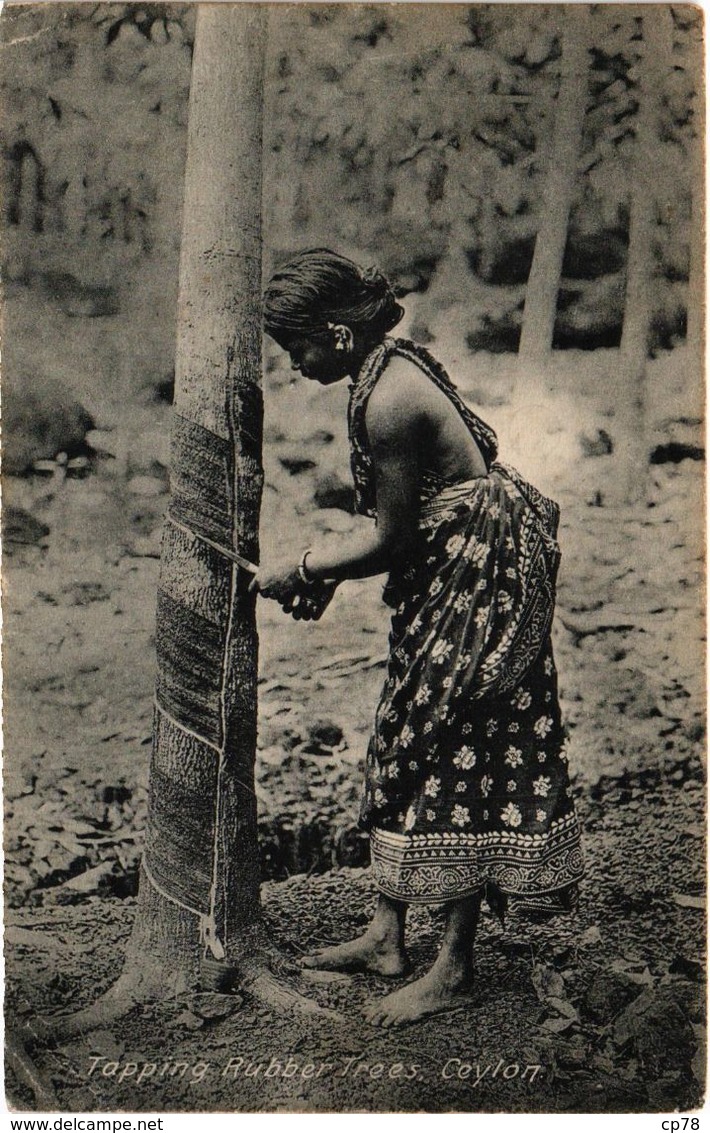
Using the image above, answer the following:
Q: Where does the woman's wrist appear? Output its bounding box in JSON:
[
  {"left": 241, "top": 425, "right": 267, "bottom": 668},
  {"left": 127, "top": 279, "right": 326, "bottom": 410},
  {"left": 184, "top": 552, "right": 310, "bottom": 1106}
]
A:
[
  {"left": 299, "top": 547, "right": 339, "bottom": 584},
  {"left": 298, "top": 531, "right": 392, "bottom": 584},
  {"left": 297, "top": 549, "right": 318, "bottom": 586},
  {"left": 299, "top": 544, "right": 352, "bottom": 584}
]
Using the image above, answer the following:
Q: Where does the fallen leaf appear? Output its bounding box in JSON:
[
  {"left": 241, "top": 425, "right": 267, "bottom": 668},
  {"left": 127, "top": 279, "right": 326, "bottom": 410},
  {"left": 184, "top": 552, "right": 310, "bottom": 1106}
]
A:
[
  {"left": 545, "top": 996, "right": 580, "bottom": 1021},
  {"left": 189, "top": 993, "right": 243, "bottom": 1020},
  {"left": 61, "top": 861, "right": 114, "bottom": 892},
  {"left": 591, "top": 1054, "right": 615, "bottom": 1074},
  {"left": 673, "top": 893, "right": 706, "bottom": 910},
  {"left": 86, "top": 1031, "right": 126, "bottom": 1060},
  {"left": 609, "top": 959, "right": 654, "bottom": 986},
  {"left": 617, "top": 1058, "right": 640, "bottom": 1082},
  {"left": 682, "top": 823, "right": 705, "bottom": 839},
  {"left": 55, "top": 833, "right": 89, "bottom": 857},
  {"left": 5, "top": 927, "right": 69, "bottom": 954},
  {"left": 540, "top": 1015, "right": 577, "bottom": 1034},
  {"left": 62, "top": 817, "right": 98, "bottom": 836},
  {"left": 532, "top": 962, "right": 565, "bottom": 1003},
  {"left": 579, "top": 925, "right": 602, "bottom": 947},
  {"left": 300, "top": 968, "right": 353, "bottom": 985},
  {"left": 173, "top": 1010, "right": 204, "bottom": 1031}
]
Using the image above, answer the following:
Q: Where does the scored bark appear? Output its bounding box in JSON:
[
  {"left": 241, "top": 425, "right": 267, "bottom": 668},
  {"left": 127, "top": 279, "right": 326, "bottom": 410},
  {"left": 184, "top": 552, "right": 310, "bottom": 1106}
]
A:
[{"left": 128, "top": 3, "right": 266, "bottom": 985}]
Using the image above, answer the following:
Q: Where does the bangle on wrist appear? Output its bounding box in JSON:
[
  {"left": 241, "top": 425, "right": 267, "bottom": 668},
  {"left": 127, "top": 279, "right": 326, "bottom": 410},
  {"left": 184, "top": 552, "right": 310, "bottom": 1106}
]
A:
[{"left": 297, "top": 549, "right": 318, "bottom": 586}]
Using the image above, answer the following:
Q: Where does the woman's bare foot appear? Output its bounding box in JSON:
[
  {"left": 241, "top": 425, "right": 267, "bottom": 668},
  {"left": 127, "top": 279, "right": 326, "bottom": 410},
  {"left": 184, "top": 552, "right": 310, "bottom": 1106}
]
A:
[
  {"left": 363, "top": 960, "right": 473, "bottom": 1027},
  {"left": 363, "top": 893, "right": 481, "bottom": 1026},
  {"left": 301, "top": 928, "right": 409, "bottom": 977},
  {"left": 302, "top": 893, "right": 409, "bottom": 977}
]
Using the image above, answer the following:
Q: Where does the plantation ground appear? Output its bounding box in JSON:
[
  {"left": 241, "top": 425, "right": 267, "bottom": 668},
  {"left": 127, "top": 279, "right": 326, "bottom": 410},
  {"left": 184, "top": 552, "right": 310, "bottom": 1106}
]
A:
[{"left": 3, "top": 341, "right": 706, "bottom": 1112}]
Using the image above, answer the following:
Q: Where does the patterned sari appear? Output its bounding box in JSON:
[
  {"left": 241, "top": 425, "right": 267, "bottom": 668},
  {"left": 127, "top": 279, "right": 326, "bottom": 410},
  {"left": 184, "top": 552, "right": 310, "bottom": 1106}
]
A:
[{"left": 349, "top": 338, "right": 583, "bottom": 914}]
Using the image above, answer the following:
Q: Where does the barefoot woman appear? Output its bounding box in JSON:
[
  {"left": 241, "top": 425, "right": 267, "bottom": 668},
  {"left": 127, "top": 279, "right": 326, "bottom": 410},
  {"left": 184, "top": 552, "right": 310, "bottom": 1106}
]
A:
[{"left": 254, "top": 249, "right": 583, "bottom": 1027}]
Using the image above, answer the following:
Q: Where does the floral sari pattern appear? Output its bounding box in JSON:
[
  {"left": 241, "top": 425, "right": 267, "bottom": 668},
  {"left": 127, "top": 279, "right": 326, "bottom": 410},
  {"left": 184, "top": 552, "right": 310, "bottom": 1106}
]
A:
[{"left": 349, "top": 339, "right": 583, "bottom": 913}]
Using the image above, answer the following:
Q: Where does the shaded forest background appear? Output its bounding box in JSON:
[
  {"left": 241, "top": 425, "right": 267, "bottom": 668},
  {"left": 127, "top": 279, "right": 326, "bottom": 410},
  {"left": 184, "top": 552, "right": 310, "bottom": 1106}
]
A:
[
  {"left": 2, "top": 5, "right": 706, "bottom": 1113},
  {"left": 1, "top": 1, "right": 703, "bottom": 475},
  {"left": 1, "top": 0, "right": 705, "bottom": 904}
]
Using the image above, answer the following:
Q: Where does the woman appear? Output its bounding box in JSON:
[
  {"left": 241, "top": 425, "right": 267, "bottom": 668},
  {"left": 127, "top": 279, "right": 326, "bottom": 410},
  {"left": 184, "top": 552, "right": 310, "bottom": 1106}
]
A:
[{"left": 254, "top": 249, "right": 583, "bottom": 1027}]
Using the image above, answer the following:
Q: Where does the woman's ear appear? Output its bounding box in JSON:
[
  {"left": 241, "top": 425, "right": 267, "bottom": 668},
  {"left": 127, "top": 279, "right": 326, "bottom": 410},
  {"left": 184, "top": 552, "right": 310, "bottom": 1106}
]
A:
[{"left": 328, "top": 323, "right": 354, "bottom": 353}]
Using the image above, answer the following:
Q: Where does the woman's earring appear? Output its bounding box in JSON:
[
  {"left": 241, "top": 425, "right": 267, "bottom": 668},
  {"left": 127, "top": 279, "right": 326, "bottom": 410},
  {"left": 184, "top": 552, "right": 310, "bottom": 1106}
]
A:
[{"left": 332, "top": 324, "right": 354, "bottom": 353}]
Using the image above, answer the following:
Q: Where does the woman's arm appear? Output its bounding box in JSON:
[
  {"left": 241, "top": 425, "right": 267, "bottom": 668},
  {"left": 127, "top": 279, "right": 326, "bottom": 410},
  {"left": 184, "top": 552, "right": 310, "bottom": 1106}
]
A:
[
  {"left": 254, "top": 362, "right": 422, "bottom": 598},
  {"left": 300, "top": 364, "right": 422, "bottom": 582}
]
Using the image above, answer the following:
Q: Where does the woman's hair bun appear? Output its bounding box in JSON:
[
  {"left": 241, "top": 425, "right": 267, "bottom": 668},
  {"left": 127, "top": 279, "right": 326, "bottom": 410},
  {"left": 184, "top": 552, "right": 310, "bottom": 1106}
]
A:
[
  {"left": 264, "top": 248, "right": 404, "bottom": 338},
  {"left": 361, "top": 265, "right": 390, "bottom": 297}
]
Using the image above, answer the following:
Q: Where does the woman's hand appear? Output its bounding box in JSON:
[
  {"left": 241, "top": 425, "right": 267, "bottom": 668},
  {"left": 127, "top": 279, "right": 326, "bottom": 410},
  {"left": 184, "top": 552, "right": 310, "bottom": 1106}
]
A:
[
  {"left": 249, "top": 560, "right": 303, "bottom": 606},
  {"left": 288, "top": 580, "right": 339, "bottom": 621},
  {"left": 249, "top": 560, "right": 339, "bottom": 621}
]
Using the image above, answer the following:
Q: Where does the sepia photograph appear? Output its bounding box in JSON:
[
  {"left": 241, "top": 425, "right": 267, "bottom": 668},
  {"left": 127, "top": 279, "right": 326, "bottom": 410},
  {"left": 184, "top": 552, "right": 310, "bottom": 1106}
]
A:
[{"left": 1, "top": 0, "right": 706, "bottom": 1115}]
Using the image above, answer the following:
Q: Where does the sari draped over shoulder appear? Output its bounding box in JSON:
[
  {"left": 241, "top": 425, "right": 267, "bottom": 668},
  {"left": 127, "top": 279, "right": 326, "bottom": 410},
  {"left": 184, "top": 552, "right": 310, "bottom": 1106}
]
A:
[{"left": 348, "top": 338, "right": 583, "bottom": 915}]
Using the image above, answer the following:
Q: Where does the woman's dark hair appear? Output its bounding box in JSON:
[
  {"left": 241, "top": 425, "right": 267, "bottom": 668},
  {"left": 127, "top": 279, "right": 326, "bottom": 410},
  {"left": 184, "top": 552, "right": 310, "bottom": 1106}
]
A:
[{"left": 264, "top": 248, "right": 404, "bottom": 342}]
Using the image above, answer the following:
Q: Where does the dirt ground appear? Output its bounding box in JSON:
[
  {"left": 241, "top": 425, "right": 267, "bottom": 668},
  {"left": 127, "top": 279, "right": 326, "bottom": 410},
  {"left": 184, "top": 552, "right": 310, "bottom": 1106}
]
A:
[{"left": 3, "top": 343, "right": 706, "bottom": 1112}]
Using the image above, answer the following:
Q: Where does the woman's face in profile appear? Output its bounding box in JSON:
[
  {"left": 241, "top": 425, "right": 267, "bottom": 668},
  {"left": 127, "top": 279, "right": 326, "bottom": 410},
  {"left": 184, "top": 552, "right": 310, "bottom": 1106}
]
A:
[{"left": 279, "top": 332, "right": 349, "bottom": 385}]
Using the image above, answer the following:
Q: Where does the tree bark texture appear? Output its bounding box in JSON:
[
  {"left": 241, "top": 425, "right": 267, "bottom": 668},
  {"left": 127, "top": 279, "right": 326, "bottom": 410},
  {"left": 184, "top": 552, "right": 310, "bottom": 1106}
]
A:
[
  {"left": 617, "top": 7, "right": 673, "bottom": 503},
  {"left": 687, "top": 15, "right": 705, "bottom": 368},
  {"left": 518, "top": 6, "right": 590, "bottom": 363},
  {"left": 20, "top": 9, "right": 334, "bottom": 1051},
  {"left": 128, "top": 1, "right": 266, "bottom": 986}
]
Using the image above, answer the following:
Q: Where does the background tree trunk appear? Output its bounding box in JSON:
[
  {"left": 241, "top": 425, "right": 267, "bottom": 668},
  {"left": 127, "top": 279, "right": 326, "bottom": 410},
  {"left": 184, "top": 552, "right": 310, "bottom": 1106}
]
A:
[
  {"left": 617, "top": 7, "right": 673, "bottom": 504},
  {"left": 687, "top": 16, "right": 705, "bottom": 369},
  {"left": 518, "top": 6, "right": 590, "bottom": 364}
]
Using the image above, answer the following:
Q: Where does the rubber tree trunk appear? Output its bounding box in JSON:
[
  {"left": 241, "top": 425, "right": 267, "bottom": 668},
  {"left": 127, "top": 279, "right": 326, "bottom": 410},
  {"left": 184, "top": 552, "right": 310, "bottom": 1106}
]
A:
[
  {"left": 617, "top": 7, "right": 673, "bottom": 504},
  {"left": 125, "top": 1, "right": 266, "bottom": 994},
  {"left": 518, "top": 6, "right": 590, "bottom": 364}
]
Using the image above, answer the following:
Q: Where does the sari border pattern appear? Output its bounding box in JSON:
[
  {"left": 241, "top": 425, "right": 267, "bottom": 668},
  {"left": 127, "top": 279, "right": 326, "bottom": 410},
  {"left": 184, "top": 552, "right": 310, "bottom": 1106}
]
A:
[{"left": 370, "top": 812, "right": 584, "bottom": 904}]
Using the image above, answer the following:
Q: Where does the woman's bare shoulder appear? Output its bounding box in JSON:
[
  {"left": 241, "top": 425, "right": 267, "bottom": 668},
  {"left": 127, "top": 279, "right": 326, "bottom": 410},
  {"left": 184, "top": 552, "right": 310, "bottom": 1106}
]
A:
[{"left": 366, "top": 354, "right": 430, "bottom": 423}]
